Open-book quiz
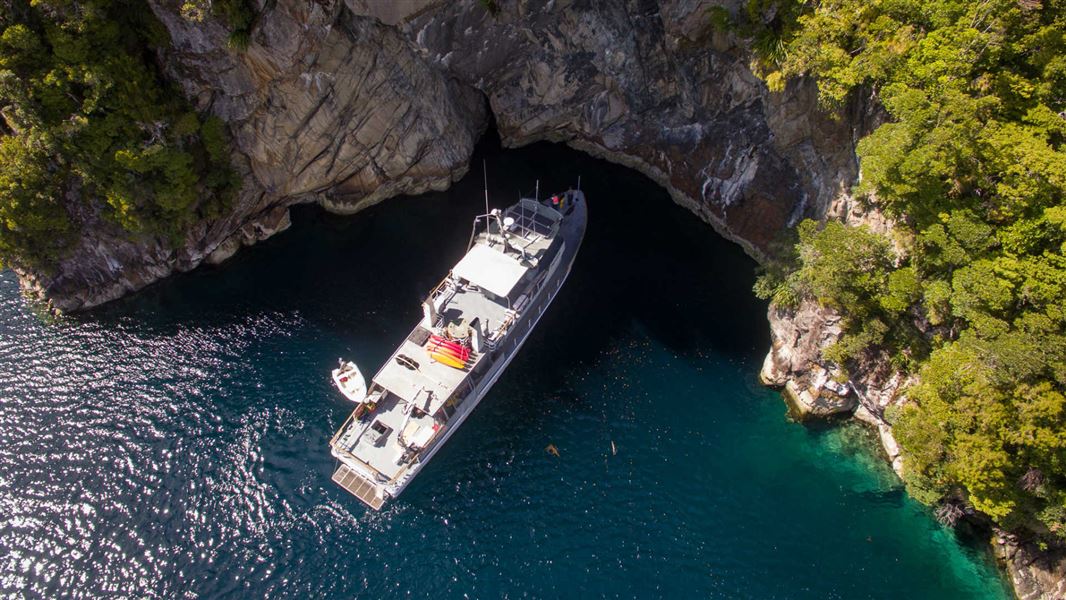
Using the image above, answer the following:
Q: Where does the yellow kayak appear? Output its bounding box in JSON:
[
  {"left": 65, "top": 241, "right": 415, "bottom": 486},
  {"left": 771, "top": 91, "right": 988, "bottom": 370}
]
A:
[{"left": 429, "top": 350, "right": 465, "bottom": 370}]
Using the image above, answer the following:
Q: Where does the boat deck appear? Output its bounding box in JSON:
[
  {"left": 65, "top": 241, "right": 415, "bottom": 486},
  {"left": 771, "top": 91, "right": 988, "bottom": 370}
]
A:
[
  {"left": 501, "top": 201, "right": 557, "bottom": 260},
  {"left": 440, "top": 287, "right": 510, "bottom": 335},
  {"left": 338, "top": 288, "right": 511, "bottom": 481},
  {"left": 375, "top": 336, "right": 470, "bottom": 410},
  {"left": 334, "top": 390, "right": 440, "bottom": 479},
  {"left": 329, "top": 191, "right": 585, "bottom": 510}
]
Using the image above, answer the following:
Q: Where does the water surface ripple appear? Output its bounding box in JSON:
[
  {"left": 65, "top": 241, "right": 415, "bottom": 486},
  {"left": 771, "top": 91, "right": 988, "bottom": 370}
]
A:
[{"left": 0, "top": 140, "right": 1008, "bottom": 598}]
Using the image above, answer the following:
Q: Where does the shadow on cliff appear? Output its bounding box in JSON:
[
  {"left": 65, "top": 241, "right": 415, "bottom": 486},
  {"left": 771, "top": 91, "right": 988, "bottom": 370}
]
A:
[{"left": 74, "top": 126, "right": 770, "bottom": 380}]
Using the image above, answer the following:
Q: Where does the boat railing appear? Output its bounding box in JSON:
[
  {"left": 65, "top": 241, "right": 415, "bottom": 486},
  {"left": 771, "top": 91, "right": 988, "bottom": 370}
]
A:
[
  {"left": 337, "top": 445, "right": 389, "bottom": 483},
  {"left": 529, "top": 269, "right": 548, "bottom": 296},
  {"left": 390, "top": 467, "right": 414, "bottom": 488},
  {"left": 330, "top": 413, "right": 389, "bottom": 482},
  {"left": 328, "top": 411, "right": 358, "bottom": 448},
  {"left": 387, "top": 449, "right": 423, "bottom": 485},
  {"left": 493, "top": 310, "right": 517, "bottom": 340},
  {"left": 428, "top": 275, "right": 455, "bottom": 301}
]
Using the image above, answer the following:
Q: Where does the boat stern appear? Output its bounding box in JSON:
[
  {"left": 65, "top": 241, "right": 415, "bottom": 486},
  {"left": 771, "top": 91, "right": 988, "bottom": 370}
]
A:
[{"left": 331, "top": 463, "right": 386, "bottom": 510}]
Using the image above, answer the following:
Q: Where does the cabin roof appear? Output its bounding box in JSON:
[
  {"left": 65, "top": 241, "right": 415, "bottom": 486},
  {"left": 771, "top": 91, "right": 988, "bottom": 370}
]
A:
[{"left": 452, "top": 243, "right": 528, "bottom": 298}]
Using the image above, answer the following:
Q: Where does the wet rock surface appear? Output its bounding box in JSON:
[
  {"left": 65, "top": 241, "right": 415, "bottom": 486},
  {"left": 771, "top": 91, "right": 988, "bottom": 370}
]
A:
[{"left": 996, "top": 538, "right": 1066, "bottom": 600}]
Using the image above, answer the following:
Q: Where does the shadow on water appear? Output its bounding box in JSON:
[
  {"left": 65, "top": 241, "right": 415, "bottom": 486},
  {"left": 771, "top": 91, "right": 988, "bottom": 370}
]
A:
[
  {"left": 84, "top": 128, "right": 769, "bottom": 371},
  {"left": 2, "top": 128, "right": 1012, "bottom": 599}
]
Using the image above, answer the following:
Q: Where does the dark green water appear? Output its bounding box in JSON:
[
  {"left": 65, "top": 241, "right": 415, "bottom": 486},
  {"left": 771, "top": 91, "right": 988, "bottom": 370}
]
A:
[{"left": 0, "top": 137, "right": 1010, "bottom": 598}]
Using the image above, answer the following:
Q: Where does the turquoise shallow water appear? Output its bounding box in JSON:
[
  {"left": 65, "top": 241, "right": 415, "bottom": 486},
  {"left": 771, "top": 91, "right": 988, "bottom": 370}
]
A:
[{"left": 0, "top": 138, "right": 1010, "bottom": 598}]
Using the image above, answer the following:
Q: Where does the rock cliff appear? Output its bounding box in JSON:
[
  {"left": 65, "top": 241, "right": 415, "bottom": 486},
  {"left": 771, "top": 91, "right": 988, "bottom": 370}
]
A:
[
  {"left": 24, "top": 0, "right": 488, "bottom": 311},
  {"left": 21, "top": 0, "right": 866, "bottom": 311},
  {"left": 997, "top": 539, "right": 1066, "bottom": 600},
  {"left": 12, "top": 1, "right": 1061, "bottom": 596}
]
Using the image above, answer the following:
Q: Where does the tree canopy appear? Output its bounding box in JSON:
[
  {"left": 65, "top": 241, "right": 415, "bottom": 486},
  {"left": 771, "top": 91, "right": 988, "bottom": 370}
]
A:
[
  {"left": 0, "top": 0, "right": 240, "bottom": 270},
  {"left": 748, "top": 0, "right": 1066, "bottom": 541}
]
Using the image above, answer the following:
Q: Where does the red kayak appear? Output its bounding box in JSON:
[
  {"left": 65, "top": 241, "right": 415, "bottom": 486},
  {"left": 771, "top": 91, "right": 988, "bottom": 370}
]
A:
[
  {"left": 429, "top": 335, "right": 470, "bottom": 357},
  {"left": 429, "top": 334, "right": 464, "bottom": 350},
  {"left": 427, "top": 338, "right": 471, "bottom": 362}
]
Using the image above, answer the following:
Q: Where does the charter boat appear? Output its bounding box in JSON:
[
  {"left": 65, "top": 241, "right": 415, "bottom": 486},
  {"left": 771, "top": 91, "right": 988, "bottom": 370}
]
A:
[{"left": 328, "top": 187, "right": 587, "bottom": 510}]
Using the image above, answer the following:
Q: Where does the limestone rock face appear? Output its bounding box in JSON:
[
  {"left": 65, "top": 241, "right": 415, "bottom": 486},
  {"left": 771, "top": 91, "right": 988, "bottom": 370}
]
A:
[
  {"left": 760, "top": 299, "right": 856, "bottom": 417},
  {"left": 18, "top": 0, "right": 866, "bottom": 312},
  {"left": 400, "top": 0, "right": 862, "bottom": 255},
  {"left": 761, "top": 300, "right": 843, "bottom": 387},
  {"left": 23, "top": 0, "right": 487, "bottom": 311},
  {"left": 995, "top": 540, "right": 1066, "bottom": 600}
]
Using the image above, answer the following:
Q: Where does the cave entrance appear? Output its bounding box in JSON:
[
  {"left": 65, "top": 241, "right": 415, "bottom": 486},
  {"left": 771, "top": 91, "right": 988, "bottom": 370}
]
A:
[{"left": 283, "top": 123, "right": 772, "bottom": 364}]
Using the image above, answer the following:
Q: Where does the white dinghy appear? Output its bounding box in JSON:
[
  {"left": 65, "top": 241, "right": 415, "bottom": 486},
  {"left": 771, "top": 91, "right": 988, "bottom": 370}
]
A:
[{"left": 332, "top": 359, "right": 367, "bottom": 403}]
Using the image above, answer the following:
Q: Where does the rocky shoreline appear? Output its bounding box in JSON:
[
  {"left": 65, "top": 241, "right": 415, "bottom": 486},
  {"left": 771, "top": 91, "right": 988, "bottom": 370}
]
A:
[
  {"left": 760, "top": 296, "right": 1066, "bottom": 599},
  {"left": 10, "top": 1, "right": 1063, "bottom": 597},
  {"left": 23, "top": 0, "right": 866, "bottom": 312}
]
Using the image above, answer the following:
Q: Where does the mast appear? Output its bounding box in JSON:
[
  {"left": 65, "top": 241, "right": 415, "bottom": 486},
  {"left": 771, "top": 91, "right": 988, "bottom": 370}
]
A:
[{"left": 483, "top": 159, "right": 489, "bottom": 216}]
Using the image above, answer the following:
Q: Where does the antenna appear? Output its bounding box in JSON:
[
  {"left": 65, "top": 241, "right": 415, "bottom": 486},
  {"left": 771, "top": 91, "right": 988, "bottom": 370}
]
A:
[
  {"left": 535, "top": 179, "right": 539, "bottom": 201},
  {"left": 482, "top": 159, "right": 489, "bottom": 216},
  {"left": 577, "top": 175, "right": 581, "bottom": 191}
]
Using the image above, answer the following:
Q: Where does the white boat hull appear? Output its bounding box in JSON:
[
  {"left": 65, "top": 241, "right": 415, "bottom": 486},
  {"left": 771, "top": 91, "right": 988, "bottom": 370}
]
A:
[
  {"left": 329, "top": 190, "right": 587, "bottom": 509},
  {"left": 331, "top": 361, "right": 367, "bottom": 403}
]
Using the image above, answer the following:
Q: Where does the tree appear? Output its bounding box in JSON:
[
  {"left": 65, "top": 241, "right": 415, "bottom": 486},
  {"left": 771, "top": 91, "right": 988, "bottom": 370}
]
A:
[
  {"left": 755, "top": 0, "right": 1066, "bottom": 540},
  {"left": 0, "top": 0, "right": 240, "bottom": 269}
]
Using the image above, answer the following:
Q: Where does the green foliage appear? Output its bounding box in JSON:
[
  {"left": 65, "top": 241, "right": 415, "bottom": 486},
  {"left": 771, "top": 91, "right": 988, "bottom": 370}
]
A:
[
  {"left": 770, "top": 219, "right": 915, "bottom": 366},
  {"left": 220, "top": 0, "right": 255, "bottom": 50},
  {"left": 212, "top": 0, "right": 255, "bottom": 32},
  {"left": 0, "top": 135, "right": 73, "bottom": 269},
  {"left": 765, "top": 0, "right": 1066, "bottom": 541},
  {"left": 182, "top": 0, "right": 256, "bottom": 50},
  {"left": 706, "top": 6, "right": 733, "bottom": 32},
  {"left": 754, "top": 268, "right": 801, "bottom": 308},
  {"left": 882, "top": 403, "right": 901, "bottom": 425},
  {"left": 227, "top": 29, "right": 250, "bottom": 52},
  {"left": 795, "top": 220, "right": 893, "bottom": 310},
  {"left": 0, "top": 0, "right": 240, "bottom": 269},
  {"left": 705, "top": 0, "right": 810, "bottom": 78},
  {"left": 881, "top": 266, "right": 920, "bottom": 314}
]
